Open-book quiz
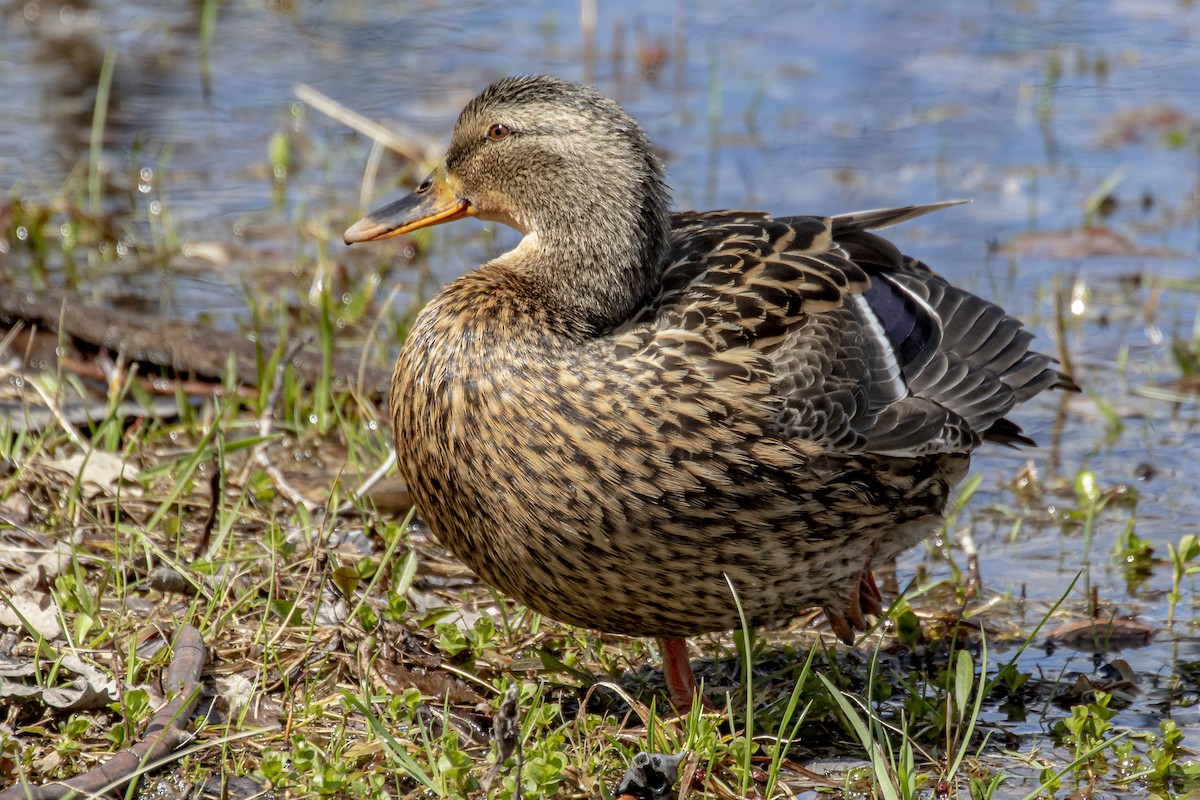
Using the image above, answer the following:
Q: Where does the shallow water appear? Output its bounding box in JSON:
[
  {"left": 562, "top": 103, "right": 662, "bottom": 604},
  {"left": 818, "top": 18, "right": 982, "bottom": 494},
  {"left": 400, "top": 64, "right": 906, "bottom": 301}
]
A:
[{"left": 4, "top": 0, "right": 1200, "bottom": 789}]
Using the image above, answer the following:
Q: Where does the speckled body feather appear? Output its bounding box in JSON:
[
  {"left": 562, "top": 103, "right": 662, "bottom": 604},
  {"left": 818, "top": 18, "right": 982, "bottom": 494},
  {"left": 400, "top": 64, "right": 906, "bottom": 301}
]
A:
[
  {"left": 392, "top": 206, "right": 1066, "bottom": 639},
  {"left": 353, "top": 75, "right": 1075, "bottom": 647}
]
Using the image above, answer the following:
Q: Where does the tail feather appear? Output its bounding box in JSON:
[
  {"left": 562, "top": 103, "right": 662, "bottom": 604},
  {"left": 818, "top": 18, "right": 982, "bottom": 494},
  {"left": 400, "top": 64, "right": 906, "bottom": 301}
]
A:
[{"left": 831, "top": 200, "right": 972, "bottom": 233}]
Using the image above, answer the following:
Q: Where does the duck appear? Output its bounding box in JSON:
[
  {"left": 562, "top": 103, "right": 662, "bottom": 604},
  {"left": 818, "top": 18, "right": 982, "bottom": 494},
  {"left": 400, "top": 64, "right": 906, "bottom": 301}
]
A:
[{"left": 344, "top": 75, "right": 1077, "bottom": 713}]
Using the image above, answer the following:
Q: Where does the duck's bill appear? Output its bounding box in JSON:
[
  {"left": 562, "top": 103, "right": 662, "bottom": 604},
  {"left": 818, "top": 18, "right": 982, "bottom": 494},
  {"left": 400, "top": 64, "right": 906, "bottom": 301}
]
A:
[{"left": 343, "top": 166, "right": 474, "bottom": 244}]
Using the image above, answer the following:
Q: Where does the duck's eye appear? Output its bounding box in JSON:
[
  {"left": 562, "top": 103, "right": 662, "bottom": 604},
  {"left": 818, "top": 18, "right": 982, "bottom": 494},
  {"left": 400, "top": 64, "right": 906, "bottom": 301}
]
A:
[{"left": 486, "top": 122, "right": 512, "bottom": 140}]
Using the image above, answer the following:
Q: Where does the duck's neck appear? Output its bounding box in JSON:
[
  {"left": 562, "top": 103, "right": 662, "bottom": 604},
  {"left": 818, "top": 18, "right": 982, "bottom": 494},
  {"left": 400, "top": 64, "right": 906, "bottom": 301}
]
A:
[{"left": 490, "top": 188, "right": 670, "bottom": 339}]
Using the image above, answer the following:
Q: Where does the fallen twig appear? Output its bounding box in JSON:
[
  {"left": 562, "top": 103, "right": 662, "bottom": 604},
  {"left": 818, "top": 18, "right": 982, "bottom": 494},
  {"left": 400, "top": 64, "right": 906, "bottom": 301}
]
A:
[
  {"left": 294, "top": 83, "right": 441, "bottom": 168},
  {"left": 0, "top": 625, "right": 208, "bottom": 800},
  {"left": 0, "top": 290, "right": 390, "bottom": 399}
]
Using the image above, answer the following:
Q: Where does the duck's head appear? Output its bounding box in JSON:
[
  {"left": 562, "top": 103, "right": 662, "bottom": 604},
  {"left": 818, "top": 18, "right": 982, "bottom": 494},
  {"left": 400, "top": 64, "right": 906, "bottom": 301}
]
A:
[
  {"left": 345, "top": 76, "right": 671, "bottom": 331},
  {"left": 345, "top": 75, "right": 668, "bottom": 243}
]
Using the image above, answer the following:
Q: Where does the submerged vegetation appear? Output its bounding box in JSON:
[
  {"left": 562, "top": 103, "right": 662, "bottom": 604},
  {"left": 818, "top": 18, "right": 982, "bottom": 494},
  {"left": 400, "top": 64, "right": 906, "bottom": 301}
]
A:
[{"left": 3, "top": 1, "right": 1200, "bottom": 798}]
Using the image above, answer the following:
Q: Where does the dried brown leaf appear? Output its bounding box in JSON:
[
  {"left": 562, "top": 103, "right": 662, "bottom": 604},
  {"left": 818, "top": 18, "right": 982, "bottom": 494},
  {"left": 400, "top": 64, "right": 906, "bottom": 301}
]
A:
[
  {"left": 0, "top": 653, "right": 121, "bottom": 710},
  {"left": 1045, "top": 617, "right": 1156, "bottom": 650},
  {"left": 373, "top": 659, "right": 483, "bottom": 706},
  {"left": 43, "top": 451, "right": 141, "bottom": 498},
  {"left": 0, "top": 591, "right": 61, "bottom": 640}
]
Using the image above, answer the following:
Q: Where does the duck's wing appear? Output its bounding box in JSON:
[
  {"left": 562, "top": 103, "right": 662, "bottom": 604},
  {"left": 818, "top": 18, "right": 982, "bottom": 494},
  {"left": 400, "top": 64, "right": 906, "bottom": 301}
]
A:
[
  {"left": 614, "top": 205, "right": 1074, "bottom": 457},
  {"left": 827, "top": 204, "right": 1078, "bottom": 450}
]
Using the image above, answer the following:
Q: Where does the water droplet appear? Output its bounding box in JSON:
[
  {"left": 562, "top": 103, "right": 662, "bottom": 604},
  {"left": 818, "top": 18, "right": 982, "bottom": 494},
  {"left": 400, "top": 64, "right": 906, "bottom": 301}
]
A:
[{"left": 1070, "top": 279, "right": 1087, "bottom": 316}]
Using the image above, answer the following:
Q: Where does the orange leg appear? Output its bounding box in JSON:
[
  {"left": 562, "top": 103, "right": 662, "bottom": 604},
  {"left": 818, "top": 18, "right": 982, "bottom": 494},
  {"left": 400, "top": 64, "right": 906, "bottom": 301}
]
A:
[
  {"left": 658, "top": 637, "right": 699, "bottom": 713},
  {"left": 824, "top": 562, "right": 885, "bottom": 645},
  {"left": 859, "top": 568, "right": 883, "bottom": 616}
]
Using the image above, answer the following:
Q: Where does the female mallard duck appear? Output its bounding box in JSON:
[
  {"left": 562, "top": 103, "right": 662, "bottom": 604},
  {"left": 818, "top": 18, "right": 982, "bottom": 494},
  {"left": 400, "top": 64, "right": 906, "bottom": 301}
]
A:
[{"left": 345, "top": 75, "right": 1076, "bottom": 712}]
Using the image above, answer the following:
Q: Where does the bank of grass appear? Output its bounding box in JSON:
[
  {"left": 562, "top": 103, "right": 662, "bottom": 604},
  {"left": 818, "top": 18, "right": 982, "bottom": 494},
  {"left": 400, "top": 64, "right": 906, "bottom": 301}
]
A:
[{"left": 0, "top": 325, "right": 1196, "bottom": 798}]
